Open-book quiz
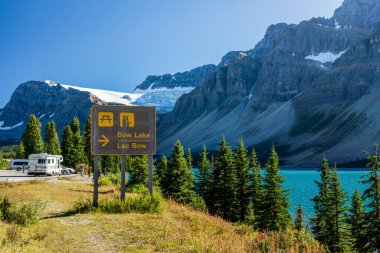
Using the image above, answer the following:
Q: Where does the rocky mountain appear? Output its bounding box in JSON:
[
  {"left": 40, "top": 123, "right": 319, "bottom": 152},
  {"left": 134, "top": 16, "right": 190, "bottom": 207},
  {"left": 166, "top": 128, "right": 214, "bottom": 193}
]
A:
[
  {"left": 157, "top": 0, "right": 380, "bottom": 166},
  {"left": 134, "top": 64, "right": 216, "bottom": 91}
]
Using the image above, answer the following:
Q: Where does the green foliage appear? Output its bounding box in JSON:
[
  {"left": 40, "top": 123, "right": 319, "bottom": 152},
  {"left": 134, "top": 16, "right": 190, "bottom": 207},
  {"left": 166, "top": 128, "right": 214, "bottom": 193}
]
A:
[
  {"left": 209, "top": 136, "right": 238, "bottom": 221},
  {"left": 101, "top": 155, "right": 120, "bottom": 173},
  {"left": 261, "top": 145, "right": 291, "bottom": 231},
  {"left": 0, "top": 196, "right": 46, "bottom": 226},
  {"left": 72, "top": 193, "right": 163, "bottom": 214},
  {"left": 21, "top": 114, "right": 44, "bottom": 157},
  {"left": 348, "top": 190, "right": 367, "bottom": 252},
  {"left": 61, "top": 126, "right": 74, "bottom": 168},
  {"left": 129, "top": 156, "right": 149, "bottom": 186},
  {"left": 0, "top": 152, "right": 10, "bottom": 169},
  {"left": 311, "top": 156, "right": 331, "bottom": 244},
  {"left": 15, "top": 142, "right": 25, "bottom": 159},
  {"left": 196, "top": 145, "right": 210, "bottom": 200},
  {"left": 44, "top": 120, "right": 61, "bottom": 155},
  {"left": 326, "top": 166, "right": 349, "bottom": 253},
  {"left": 249, "top": 147, "right": 263, "bottom": 228},
  {"left": 156, "top": 155, "right": 168, "bottom": 190},
  {"left": 163, "top": 140, "right": 195, "bottom": 204},
  {"left": 234, "top": 138, "right": 250, "bottom": 222},
  {"left": 244, "top": 201, "right": 256, "bottom": 227},
  {"left": 362, "top": 145, "right": 380, "bottom": 252},
  {"left": 83, "top": 117, "right": 93, "bottom": 166},
  {"left": 295, "top": 204, "right": 304, "bottom": 231},
  {"left": 187, "top": 195, "right": 207, "bottom": 212},
  {"left": 186, "top": 148, "right": 193, "bottom": 171},
  {"left": 98, "top": 173, "right": 121, "bottom": 186},
  {"left": 70, "top": 117, "right": 85, "bottom": 166}
]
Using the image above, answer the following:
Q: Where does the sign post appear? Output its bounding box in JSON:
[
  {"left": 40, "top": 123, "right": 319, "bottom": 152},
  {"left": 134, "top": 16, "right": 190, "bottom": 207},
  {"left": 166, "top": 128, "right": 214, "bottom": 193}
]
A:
[
  {"left": 91, "top": 105, "right": 156, "bottom": 205},
  {"left": 93, "top": 156, "right": 99, "bottom": 207}
]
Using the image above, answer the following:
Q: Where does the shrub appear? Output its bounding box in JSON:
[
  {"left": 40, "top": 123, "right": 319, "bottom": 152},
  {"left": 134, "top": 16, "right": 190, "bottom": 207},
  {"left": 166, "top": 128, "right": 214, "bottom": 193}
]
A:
[
  {"left": 98, "top": 173, "right": 121, "bottom": 186},
  {"left": 71, "top": 193, "right": 163, "bottom": 214},
  {"left": 187, "top": 195, "right": 207, "bottom": 212},
  {"left": 0, "top": 196, "right": 46, "bottom": 226}
]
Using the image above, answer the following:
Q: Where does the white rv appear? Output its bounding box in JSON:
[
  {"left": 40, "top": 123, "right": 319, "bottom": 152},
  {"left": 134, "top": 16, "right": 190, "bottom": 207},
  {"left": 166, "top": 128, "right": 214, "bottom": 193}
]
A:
[
  {"left": 27, "top": 153, "right": 63, "bottom": 176},
  {"left": 10, "top": 159, "right": 29, "bottom": 171}
]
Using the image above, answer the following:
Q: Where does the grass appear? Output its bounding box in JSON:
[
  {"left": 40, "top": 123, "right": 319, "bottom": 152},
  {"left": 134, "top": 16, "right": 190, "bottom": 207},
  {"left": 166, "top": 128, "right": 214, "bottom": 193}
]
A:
[{"left": 0, "top": 177, "right": 324, "bottom": 252}]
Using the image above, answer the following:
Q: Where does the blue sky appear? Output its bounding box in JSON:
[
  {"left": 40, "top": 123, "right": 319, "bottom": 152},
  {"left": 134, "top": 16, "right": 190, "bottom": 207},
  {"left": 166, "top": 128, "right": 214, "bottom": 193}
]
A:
[{"left": 0, "top": 0, "right": 343, "bottom": 107}]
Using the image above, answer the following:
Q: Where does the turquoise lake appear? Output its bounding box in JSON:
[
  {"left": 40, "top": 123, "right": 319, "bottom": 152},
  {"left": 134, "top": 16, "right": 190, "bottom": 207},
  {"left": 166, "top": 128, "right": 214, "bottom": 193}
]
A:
[{"left": 281, "top": 168, "right": 368, "bottom": 225}]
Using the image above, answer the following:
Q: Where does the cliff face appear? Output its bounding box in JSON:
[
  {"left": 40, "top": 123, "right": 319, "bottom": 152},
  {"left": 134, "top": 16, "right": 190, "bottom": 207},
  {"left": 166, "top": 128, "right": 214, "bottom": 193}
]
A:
[
  {"left": 157, "top": 0, "right": 380, "bottom": 166},
  {"left": 134, "top": 64, "right": 216, "bottom": 91}
]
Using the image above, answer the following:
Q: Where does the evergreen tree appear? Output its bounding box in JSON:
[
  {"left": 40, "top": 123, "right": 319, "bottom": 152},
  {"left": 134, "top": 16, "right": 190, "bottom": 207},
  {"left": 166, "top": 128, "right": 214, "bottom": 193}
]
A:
[
  {"left": 44, "top": 121, "right": 61, "bottom": 155},
  {"left": 311, "top": 156, "right": 331, "bottom": 244},
  {"left": 21, "top": 114, "right": 44, "bottom": 157},
  {"left": 70, "top": 117, "right": 85, "bottom": 167},
  {"left": 156, "top": 155, "right": 168, "bottom": 190},
  {"left": 166, "top": 140, "right": 195, "bottom": 203},
  {"left": 261, "top": 145, "right": 291, "bottom": 231},
  {"left": 327, "top": 166, "right": 349, "bottom": 253},
  {"left": 15, "top": 142, "right": 25, "bottom": 159},
  {"left": 295, "top": 204, "right": 304, "bottom": 231},
  {"left": 186, "top": 148, "right": 193, "bottom": 171},
  {"left": 196, "top": 145, "right": 211, "bottom": 200},
  {"left": 129, "top": 156, "right": 149, "bottom": 186},
  {"left": 212, "top": 136, "right": 238, "bottom": 221},
  {"left": 61, "top": 126, "right": 74, "bottom": 168},
  {"left": 362, "top": 145, "right": 380, "bottom": 252},
  {"left": 244, "top": 201, "right": 256, "bottom": 227},
  {"left": 83, "top": 117, "right": 93, "bottom": 166},
  {"left": 249, "top": 147, "right": 263, "bottom": 228},
  {"left": 348, "top": 189, "right": 368, "bottom": 252},
  {"left": 101, "top": 155, "right": 119, "bottom": 173},
  {"left": 234, "top": 138, "right": 250, "bottom": 222}
]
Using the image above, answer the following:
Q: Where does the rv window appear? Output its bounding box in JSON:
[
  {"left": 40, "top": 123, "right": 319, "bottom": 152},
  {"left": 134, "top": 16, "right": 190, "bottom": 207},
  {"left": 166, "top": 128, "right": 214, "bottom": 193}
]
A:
[
  {"left": 52, "top": 159, "right": 55, "bottom": 164},
  {"left": 38, "top": 159, "right": 46, "bottom": 164},
  {"left": 48, "top": 159, "right": 51, "bottom": 164}
]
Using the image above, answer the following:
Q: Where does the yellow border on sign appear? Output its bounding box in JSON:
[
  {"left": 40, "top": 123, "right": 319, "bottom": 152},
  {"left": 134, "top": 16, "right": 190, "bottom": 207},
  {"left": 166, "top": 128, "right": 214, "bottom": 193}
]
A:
[{"left": 90, "top": 105, "right": 157, "bottom": 156}]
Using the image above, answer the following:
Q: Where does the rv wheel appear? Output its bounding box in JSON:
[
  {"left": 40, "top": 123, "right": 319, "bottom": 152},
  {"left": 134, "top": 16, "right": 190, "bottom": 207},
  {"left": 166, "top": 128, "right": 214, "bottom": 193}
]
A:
[{"left": 16, "top": 167, "right": 21, "bottom": 171}]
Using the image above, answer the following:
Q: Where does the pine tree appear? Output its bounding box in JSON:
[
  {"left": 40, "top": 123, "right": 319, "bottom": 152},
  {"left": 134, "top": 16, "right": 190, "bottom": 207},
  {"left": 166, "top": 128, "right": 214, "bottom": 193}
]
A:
[
  {"left": 61, "top": 126, "right": 74, "bottom": 168},
  {"left": 244, "top": 201, "right": 256, "bottom": 227},
  {"left": 196, "top": 145, "right": 211, "bottom": 200},
  {"left": 249, "top": 147, "right": 263, "bottom": 228},
  {"left": 311, "top": 156, "right": 331, "bottom": 244},
  {"left": 157, "top": 155, "right": 168, "bottom": 190},
  {"left": 129, "top": 156, "right": 149, "bottom": 186},
  {"left": 261, "top": 145, "right": 291, "bottom": 231},
  {"left": 186, "top": 148, "right": 193, "bottom": 171},
  {"left": 212, "top": 136, "right": 238, "bottom": 221},
  {"left": 21, "top": 114, "right": 44, "bottom": 157},
  {"left": 295, "top": 204, "right": 304, "bottom": 231},
  {"left": 234, "top": 138, "right": 250, "bottom": 222},
  {"left": 83, "top": 117, "right": 93, "bottom": 166},
  {"left": 44, "top": 121, "right": 61, "bottom": 155},
  {"left": 348, "top": 189, "right": 368, "bottom": 252},
  {"left": 70, "top": 117, "right": 85, "bottom": 167},
  {"left": 15, "top": 142, "right": 25, "bottom": 159},
  {"left": 362, "top": 145, "right": 380, "bottom": 252},
  {"left": 166, "top": 140, "right": 195, "bottom": 203},
  {"left": 327, "top": 166, "right": 349, "bottom": 253}
]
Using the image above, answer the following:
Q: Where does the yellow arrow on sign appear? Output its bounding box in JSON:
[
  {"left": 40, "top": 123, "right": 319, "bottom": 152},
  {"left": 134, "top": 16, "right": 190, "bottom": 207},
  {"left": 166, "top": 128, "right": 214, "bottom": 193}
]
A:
[{"left": 98, "top": 135, "right": 110, "bottom": 147}]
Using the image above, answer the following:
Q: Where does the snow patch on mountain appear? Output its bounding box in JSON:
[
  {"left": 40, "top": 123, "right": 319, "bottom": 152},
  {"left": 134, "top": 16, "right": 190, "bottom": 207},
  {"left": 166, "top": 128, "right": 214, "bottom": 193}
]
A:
[
  {"left": 0, "top": 121, "right": 24, "bottom": 130},
  {"left": 44, "top": 80, "right": 192, "bottom": 113},
  {"left": 305, "top": 50, "right": 346, "bottom": 63}
]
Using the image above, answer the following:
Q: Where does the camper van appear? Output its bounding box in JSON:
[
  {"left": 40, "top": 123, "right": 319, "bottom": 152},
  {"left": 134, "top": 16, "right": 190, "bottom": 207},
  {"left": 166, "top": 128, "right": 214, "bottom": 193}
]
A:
[
  {"left": 10, "top": 159, "right": 29, "bottom": 171},
  {"left": 27, "top": 153, "right": 63, "bottom": 176}
]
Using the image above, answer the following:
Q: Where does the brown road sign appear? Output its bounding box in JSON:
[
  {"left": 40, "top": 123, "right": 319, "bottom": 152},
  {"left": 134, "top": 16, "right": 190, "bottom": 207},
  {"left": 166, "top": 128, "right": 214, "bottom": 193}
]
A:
[{"left": 91, "top": 105, "right": 156, "bottom": 155}]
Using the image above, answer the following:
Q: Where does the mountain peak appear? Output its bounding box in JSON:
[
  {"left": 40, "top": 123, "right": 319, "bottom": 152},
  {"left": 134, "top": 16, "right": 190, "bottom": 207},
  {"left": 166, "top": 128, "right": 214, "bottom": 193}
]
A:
[{"left": 333, "top": 0, "right": 380, "bottom": 29}]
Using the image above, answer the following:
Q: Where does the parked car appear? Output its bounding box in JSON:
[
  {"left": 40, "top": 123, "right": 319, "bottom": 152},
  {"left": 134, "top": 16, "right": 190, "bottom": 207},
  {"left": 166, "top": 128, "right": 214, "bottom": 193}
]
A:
[
  {"left": 9, "top": 159, "right": 29, "bottom": 171},
  {"left": 61, "top": 165, "right": 75, "bottom": 175}
]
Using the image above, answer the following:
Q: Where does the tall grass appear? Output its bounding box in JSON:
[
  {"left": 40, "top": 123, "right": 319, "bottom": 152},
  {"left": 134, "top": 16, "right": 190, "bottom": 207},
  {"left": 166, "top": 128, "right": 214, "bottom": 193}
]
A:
[
  {"left": 71, "top": 193, "right": 163, "bottom": 214},
  {"left": 98, "top": 173, "right": 121, "bottom": 186},
  {"left": 0, "top": 196, "right": 46, "bottom": 226}
]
